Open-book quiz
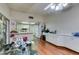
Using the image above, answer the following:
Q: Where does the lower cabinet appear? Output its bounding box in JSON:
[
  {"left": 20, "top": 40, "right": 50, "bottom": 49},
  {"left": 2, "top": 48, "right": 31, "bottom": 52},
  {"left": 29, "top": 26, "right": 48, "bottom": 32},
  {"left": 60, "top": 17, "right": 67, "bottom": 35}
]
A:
[
  {"left": 46, "top": 34, "right": 79, "bottom": 52},
  {"left": 46, "top": 34, "right": 64, "bottom": 46},
  {"left": 71, "top": 39, "right": 79, "bottom": 52},
  {"left": 67, "top": 37, "right": 79, "bottom": 52}
]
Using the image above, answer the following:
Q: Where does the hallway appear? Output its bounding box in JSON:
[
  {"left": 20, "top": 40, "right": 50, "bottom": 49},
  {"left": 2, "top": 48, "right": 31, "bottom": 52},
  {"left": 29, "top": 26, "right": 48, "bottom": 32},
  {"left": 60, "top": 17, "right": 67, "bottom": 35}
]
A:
[{"left": 37, "top": 40, "right": 79, "bottom": 55}]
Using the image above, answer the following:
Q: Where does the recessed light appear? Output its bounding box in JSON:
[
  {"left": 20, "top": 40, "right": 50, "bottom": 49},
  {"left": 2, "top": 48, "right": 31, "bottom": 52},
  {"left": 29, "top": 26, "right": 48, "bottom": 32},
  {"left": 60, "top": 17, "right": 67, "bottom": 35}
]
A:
[
  {"left": 30, "top": 22, "right": 35, "bottom": 24},
  {"left": 55, "top": 4, "right": 63, "bottom": 11},
  {"left": 62, "top": 3, "right": 68, "bottom": 7},
  {"left": 21, "top": 22, "right": 35, "bottom": 24},
  {"left": 21, "top": 22, "right": 29, "bottom": 24},
  {"left": 51, "top": 5, "right": 55, "bottom": 10},
  {"left": 44, "top": 3, "right": 53, "bottom": 10},
  {"left": 44, "top": 3, "right": 69, "bottom": 12},
  {"left": 55, "top": 6, "right": 60, "bottom": 11}
]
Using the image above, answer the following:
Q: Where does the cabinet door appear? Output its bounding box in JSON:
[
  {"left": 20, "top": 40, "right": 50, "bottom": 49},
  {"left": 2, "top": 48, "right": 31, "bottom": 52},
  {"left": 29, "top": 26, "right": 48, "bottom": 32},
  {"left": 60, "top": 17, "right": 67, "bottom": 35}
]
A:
[
  {"left": 48, "top": 34, "right": 58, "bottom": 45},
  {"left": 46, "top": 34, "right": 64, "bottom": 46},
  {"left": 46, "top": 34, "right": 53, "bottom": 43},
  {"left": 69, "top": 37, "right": 79, "bottom": 52},
  {"left": 46, "top": 34, "right": 55, "bottom": 44},
  {"left": 64, "top": 36, "right": 73, "bottom": 48},
  {"left": 46, "top": 33, "right": 50, "bottom": 42},
  {"left": 56, "top": 36, "right": 64, "bottom": 46},
  {"left": 64, "top": 36, "right": 79, "bottom": 52},
  {"left": 50, "top": 34, "right": 56, "bottom": 44}
]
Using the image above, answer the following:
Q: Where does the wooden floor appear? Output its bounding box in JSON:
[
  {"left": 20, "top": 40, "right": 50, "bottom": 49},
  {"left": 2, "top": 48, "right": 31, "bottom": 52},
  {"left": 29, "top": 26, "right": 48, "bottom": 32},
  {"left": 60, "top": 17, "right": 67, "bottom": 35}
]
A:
[{"left": 37, "top": 40, "right": 79, "bottom": 55}]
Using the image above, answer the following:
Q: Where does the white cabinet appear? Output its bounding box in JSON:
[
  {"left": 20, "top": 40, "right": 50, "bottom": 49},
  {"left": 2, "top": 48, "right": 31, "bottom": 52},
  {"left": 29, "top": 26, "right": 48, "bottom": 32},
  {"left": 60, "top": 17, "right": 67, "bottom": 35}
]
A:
[
  {"left": 46, "top": 33, "right": 54, "bottom": 44},
  {"left": 46, "top": 33, "right": 64, "bottom": 46},
  {"left": 63, "top": 36, "right": 73, "bottom": 48},
  {"left": 46, "top": 33, "right": 79, "bottom": 52},
  {"left": 54, "top": 35, "right": 64, "bottom": 46},
  {"left": 71, "top": 38, "right": 79, "bottom": 52},
  {"left": 66, "top": 37, "right": 79, "bottom": 52}
]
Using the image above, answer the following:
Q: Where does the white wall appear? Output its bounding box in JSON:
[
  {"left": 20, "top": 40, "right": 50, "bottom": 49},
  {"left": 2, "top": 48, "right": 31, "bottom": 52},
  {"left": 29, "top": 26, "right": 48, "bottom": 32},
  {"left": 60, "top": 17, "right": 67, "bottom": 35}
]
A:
[
  {"left": 45, "top": 4, "right": 79, "bottom": 35},
  {"left": 0, "top": 3, "right": 10, "bottom": 19}
]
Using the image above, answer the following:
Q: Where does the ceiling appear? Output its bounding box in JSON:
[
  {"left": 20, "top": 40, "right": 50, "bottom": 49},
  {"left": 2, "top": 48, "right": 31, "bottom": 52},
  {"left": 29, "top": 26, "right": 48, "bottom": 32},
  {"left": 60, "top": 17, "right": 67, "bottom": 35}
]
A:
[
  {"left": 7, "top": 3, "right": 73, "bottom": 16},
  {"left": 7, "top": 3, "right": 50, "bottom": 15}
]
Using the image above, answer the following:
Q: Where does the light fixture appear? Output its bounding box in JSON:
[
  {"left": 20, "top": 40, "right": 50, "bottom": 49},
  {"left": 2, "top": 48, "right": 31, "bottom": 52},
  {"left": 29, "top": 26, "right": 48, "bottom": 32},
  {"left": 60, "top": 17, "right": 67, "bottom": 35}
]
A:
[
  {"left": 50, "top": 4, "right": 56, "bottom": 10},
  {"left": 44, "top": 3, "right": 69, "bottom": 12},
  {"left": 30, "top": 22, "right": 35, "bottom": 24},
  {"left": 44, "top": 3, "right": 53, "bottom": 10},
  {"left": 21, "top": 22, "right": 35, "bottom": 24},
  {"left": 21, "top": 22, "right": 29, "bottom": 24},
  {"left": 55, "top": 6, "right": 60, "bottom": 11},
  {"left": 62, "top": 3, "right": 68, "bottom": 7},
  {"left": 55, "top": 4, "right": 63, "bottom": 11}
]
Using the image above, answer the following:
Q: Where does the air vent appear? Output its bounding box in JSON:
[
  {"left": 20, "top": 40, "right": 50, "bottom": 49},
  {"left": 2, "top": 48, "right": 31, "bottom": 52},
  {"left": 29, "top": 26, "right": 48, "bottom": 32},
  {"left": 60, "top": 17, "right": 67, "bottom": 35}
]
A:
[{"left": 28, "top": 16, "right": 34, "bottom": 19}]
